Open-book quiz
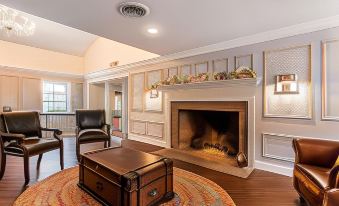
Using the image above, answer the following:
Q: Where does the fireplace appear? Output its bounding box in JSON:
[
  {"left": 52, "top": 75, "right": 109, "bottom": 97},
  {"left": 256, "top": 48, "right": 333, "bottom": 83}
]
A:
[{"left": 171, "top": 101, "right": 248, "bottom": 167}]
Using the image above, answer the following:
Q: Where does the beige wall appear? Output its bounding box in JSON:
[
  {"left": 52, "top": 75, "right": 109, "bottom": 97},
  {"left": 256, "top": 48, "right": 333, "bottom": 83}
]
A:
[
  {"left": 0, "top": 37, "right": 159, "bottom": 76},
  {"left": 84, "top": 37, "right": 159, "bottom": 74},
  {"left": 0, "top": 40, "right": 84, "bottom": 75},
  {"left": 89, "top": 83, "right": 105, "bottom": 109}
]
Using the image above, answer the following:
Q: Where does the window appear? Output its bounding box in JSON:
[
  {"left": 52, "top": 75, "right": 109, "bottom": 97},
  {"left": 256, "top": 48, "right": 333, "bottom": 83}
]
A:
[{"left": 43, "top": 81, "right": 68, "bottom": 113}]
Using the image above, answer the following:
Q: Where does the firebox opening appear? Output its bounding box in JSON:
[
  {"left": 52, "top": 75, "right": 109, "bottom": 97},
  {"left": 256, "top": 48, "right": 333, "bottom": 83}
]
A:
[{"left": 179, "top": 110, "right": 239, "bottom": 157}]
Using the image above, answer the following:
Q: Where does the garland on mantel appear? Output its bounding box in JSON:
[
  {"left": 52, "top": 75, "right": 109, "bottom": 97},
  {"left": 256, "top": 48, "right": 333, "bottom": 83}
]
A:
[{"left": 151, "top": 66, "right": 257, "bottom": 89}]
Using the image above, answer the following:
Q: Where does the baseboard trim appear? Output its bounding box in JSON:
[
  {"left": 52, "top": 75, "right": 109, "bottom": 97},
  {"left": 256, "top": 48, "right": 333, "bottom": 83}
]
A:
[
  {"left": 128, "top": 133, "right": 167, "bottom": 148},
  {"left": 255, "top": 160, "right": 293, "bottom": 177}
]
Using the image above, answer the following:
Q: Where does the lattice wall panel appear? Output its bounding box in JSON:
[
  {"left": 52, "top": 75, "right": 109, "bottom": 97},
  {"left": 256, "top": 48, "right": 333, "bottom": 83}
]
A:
[{"left": 264, "top": 45, "right": 312, "bottom": 118}]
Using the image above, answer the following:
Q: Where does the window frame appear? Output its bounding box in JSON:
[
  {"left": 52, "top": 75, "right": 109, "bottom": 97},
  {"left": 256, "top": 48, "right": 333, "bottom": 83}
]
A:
[{"left": 43, "top": 81, "right": 70, "bottom": 113}]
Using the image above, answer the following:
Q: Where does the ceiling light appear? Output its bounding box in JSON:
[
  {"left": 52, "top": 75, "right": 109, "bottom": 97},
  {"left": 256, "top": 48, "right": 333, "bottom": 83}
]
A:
[
  {"left": 0, "top": 5, "right": 35, "bottom": 36},
  {"left": 147, "top": 28, "right": 158, "bottom": 34}
]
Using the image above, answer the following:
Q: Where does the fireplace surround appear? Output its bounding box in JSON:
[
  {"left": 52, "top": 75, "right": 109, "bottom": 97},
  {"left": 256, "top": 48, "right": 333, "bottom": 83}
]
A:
[{"left": 171, "top": 101, "right": 248, "bottom": 167}]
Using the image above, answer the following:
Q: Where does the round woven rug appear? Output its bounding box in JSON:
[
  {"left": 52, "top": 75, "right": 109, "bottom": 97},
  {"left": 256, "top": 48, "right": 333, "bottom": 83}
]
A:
[{"left": 14, "top": 166, "right": 235, "bottom": 206}]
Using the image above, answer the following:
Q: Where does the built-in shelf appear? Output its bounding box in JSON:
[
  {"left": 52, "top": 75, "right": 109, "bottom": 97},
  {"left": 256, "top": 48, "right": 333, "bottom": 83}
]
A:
[{"left": 157, "top": 78, "right": 262, "bottom": 91}]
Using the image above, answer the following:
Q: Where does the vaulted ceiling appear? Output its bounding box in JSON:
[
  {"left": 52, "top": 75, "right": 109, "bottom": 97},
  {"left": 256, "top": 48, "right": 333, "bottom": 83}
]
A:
[
  {"left": 0, "top": 5, "right": 98, "bottom": 56},
  {"left": 1, "top": 0, "right": 339, "bottom": 55}
]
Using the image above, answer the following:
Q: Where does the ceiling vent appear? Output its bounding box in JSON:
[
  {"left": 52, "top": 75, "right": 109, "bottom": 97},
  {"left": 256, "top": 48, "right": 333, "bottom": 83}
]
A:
[{"left": 119, "top": 2, "right": 150, "bottom": 18}]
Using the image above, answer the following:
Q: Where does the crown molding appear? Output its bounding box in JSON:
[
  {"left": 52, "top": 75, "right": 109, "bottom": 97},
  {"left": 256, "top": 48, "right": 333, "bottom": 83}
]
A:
[
  {"left": 0, "top": 65, "right": 84, "bottom": 80},
  {"left": 85, "top": 14, "right": 339, "bottom": 81}
]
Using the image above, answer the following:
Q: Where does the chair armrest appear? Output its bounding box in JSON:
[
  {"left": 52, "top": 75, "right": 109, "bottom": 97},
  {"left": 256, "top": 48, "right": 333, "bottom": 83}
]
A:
[
  {"left": 40, "top": 128, "right": 62, "bottom": 141},
  {"left": 0, "top": 132, "right": 25, "bottom": 142},
  {"left": 323, "top": 189, "right": 339, "bottom": 206},
  {"left": 292, "top": 138, "right": 339, "bottom": 168},
  {"left": 329, "top": 165, "right": 339, "bottom": 188},
  {"left": 40, "top": 128, "right": 62, "bottom": 135}
]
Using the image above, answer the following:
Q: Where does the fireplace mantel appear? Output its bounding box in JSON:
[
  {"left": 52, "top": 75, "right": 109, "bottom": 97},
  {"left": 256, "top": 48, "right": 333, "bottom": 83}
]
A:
[{"left": 157, "top": 78, "right": 261, "bottom": 91}]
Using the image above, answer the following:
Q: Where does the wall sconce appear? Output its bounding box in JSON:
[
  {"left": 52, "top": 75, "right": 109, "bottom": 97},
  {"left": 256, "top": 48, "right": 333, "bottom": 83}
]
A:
[
  {"left": 275, "top": 74, "right": 299, "bottom": 94},
  {"left": 150, "top": 89, "right": 159, "bottom": 98}
]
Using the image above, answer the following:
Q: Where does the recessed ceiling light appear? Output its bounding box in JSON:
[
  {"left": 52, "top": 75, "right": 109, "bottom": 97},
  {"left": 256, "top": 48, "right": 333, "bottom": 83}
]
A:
[{"left": 147, "top": 28, "right": 158, "bottom": 34}]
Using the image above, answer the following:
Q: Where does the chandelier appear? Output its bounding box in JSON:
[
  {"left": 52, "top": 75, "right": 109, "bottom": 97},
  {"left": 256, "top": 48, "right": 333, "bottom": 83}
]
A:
[{"left": 0, "top": 5, "right": 35, "bottom": 36}]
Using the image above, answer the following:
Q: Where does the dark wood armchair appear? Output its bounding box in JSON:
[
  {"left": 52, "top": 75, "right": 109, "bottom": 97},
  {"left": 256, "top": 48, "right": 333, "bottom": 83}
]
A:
[
  {"left": 75, "top": 110, "right": 111, "bottom": 161},
  {"left": 0, "top": 111, "right": 64, "bottom": 185},
  {"left": 292, "top": 138, "right": 339, "bottom": 206}
]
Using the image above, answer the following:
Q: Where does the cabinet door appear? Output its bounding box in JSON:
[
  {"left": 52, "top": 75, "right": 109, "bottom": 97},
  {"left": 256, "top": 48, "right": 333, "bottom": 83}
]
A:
[{"left": 0, "top": 75, "right": 19, "bottom": 110}]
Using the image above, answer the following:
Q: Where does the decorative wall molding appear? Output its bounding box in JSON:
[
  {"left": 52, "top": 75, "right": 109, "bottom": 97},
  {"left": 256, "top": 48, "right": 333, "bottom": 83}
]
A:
[
  {"left": 321, "top": 40, "right": 339, "bottom": 121},
  {"left": 263, "top": 44, "right": 312, "bottom": 119},
  {"left": 234, "top": 54, "right": 253, "bottom": 70},
  {"left": 146, "top": 122, "right": 164, "bottom": 139},
  {"left": 85, "top": 14, "right": 339, "bottom": 82},
  {"left": 131, "top": 72, "right": 144, "bottom": 112},
  {"left": 129, "top": 120, "right": 165, "bottom": 142},
  {"left": 262, "top": 133, "right": 296, "bottom": 162},
  {"left": 0, "top": 65, "right": 84, "bottom": 80},
  {"left": 129, "top": 120, "right": 147, "bottom": 135}
]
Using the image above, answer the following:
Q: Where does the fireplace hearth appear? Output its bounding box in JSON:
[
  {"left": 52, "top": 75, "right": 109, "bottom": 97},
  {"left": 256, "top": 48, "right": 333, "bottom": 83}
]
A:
[{"left": 171, "top": 101, "right": 248, "bottom": 167}]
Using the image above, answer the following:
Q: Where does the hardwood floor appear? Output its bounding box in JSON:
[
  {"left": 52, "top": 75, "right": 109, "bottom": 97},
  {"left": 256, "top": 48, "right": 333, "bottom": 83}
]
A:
[{"left": 0, "top": 137, "right": 302, "bottom": 206}]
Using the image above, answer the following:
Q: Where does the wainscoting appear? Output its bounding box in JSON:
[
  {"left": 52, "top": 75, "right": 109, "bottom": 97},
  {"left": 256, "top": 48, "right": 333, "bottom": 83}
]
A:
[{"left": 40, "top": 113, "right": 76, "bottom": 136}]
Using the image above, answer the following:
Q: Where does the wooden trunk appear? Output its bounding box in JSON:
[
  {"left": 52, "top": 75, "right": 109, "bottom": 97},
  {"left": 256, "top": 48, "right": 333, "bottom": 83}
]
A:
[{"left": 78, "top": 147, "right": 174, "bottom": 206}]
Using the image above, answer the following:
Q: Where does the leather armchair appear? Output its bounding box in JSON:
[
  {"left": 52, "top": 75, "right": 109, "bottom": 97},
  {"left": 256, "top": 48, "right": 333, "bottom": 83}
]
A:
[
  {"left": 0, "top": 111, "right": 64, "bottom": 185},
  {"left": 75, "top": 110, "right": 111, "bottom": 161},
  {"left": 292, "top": 138, "right": 339, "bottom": 206}
]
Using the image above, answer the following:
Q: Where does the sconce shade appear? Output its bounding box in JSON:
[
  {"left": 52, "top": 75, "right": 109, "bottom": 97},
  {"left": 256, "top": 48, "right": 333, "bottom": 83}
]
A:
[{"left": 275, "top": 74, "right": 299, "bottom": 94}]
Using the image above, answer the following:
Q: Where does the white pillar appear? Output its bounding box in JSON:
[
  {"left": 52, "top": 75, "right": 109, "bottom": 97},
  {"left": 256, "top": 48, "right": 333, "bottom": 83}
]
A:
[{"left": 104, "top": 81, "right": 111, "bottom": 125}]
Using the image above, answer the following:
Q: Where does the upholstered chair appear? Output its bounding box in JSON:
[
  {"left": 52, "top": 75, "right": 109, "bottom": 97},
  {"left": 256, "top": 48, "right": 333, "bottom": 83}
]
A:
[
  {"left": 75, "top": 110, "right": 111, "bottom": 161},
  {"left": 0, "top": 111, "right": 64, "bottom": 185},
  {"left": 292, "top": 138, "right": 339, "bottom": 206}
]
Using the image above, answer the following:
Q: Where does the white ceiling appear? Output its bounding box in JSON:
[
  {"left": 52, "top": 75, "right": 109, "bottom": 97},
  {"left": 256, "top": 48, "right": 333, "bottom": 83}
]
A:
[
  {"left": 1, "top": 0, "right": 339, "bottom": 55},
  {"left": 0, "top": 5, "right": 98, "bottom": 56}
]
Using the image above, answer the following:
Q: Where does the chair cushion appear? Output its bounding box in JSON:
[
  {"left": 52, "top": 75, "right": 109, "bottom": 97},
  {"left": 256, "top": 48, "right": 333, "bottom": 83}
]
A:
[
  {"left": 5, "top": 137, "right": 60, "bottom": 156},
  {"left": 295, "top": 164, "right": 331, "bottom": 190},
  {"left": 78, "top": 129, "right": 109, "bottom": 143}
]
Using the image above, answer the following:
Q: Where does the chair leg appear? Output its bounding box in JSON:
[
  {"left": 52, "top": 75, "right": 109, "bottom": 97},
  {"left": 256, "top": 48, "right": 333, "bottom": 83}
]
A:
[
  {"left": 108, "top": 136, "right": 111, "bottom": 147},
  {"left": 24, "top": 155, "right": 30, "bottom": 185},
  {"left": 0, "top": 153, "right": 6, "bottom": 180},
  {"left": 60, "top": 143, "right": 64, "bottom": 170},
  {"left": 36, "top": 154, "right": 43, "bottom": 169}
]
